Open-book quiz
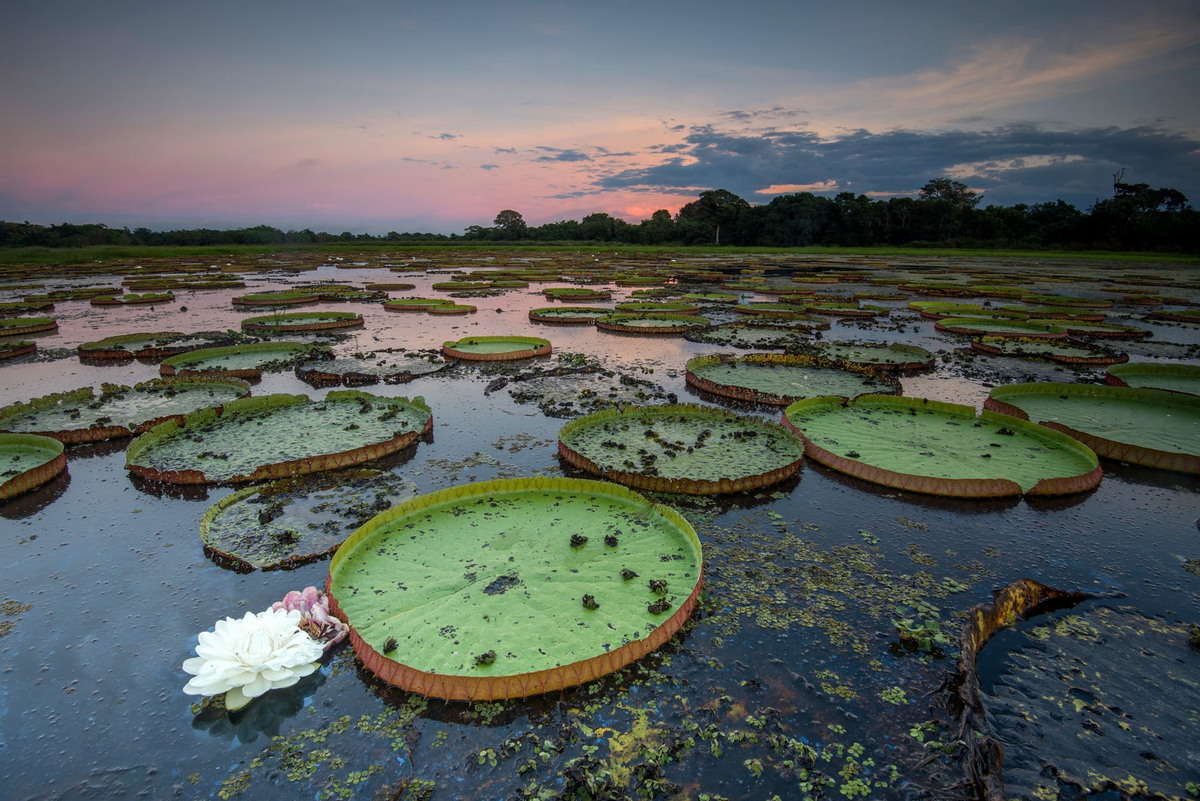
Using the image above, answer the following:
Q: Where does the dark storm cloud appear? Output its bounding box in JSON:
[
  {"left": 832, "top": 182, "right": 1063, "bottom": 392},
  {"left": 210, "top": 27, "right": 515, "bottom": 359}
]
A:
[{"left": 597, "top": 123, "right": 1200, "bottom": 209}]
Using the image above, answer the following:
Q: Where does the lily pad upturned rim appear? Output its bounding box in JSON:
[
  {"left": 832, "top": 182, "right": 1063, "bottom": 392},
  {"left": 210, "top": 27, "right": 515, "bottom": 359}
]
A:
[
  {"left": 685, "top": 353, "right": 900, "bottom": 406},
  {"left": 77, "top": 331, "right": 187, "bottom": 360},
  {"left": 815, "top": 342, "right": 936, "bottom": 372},
  {"left": 240, "top": 311, "right": 365, "bottom": 333},
  {"left": 159, "top": 341, "right": 331, "bottom": 379},
  {"left": 1104, "top": 362, "right": 1200, "bottom": 395},
  {"left": 125, "top": 391, "right": 434, "bottom": 484},
  {"left": 984, "top": 382, "right": 1200, "bottom": 474},
  {"left": 0, "top": 341, "right": 37, "bottom": 361},
  {"left": 0, "top": 317, "right": 58, "bottom": 335},
  {"left": 934, "top": 317, "right": 1068, "bottom": 338},
  {"left": 558, "top": 403, "right": 805, "bottom": 495},
  {"left": 0, "top": 433, "right": 67, "bottom": 500},
  {"left": 528, "top": 306, "right": 615, "bottom": 324},
  {"left": 782, "top": 394, "right": 1102, "bottom": 498},
  {"left": 0, "top": 376, "right": 253, "bottom": 443},
  {"left": 442, "top": 335, "right": 552, "bottom": 361},
  {"left": 970, "top": 336, "right": 1129, "bottom": 366},
  {"left": 231, "top": 291, "right": 320, "bottom": 306},
  {"left": 382, "top": 297, "right": 454, "bottom": 312},
  {"left": 326, "top": 476, "right": 704, "bottom": 701},
  {"left": 594, "top": 312, "right": 711, "bottom": 334}
]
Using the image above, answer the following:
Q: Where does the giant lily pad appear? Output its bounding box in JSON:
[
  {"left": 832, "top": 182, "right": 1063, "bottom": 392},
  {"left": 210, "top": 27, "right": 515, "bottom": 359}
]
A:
[
  {"left": 684, "top": 321, "right": 826, "bottom": 350},
  {"left": 326, "top": 477, "right": 703, "bottom": 700},
  {"left": 0, "top": 317, "right": 57, "bottom": 336},
  {"left": 200, "top": 470, "right": 417, "bottom": 571},
  {"left": 1105, "top": 362, "right": 1200, "bottom": 395},
  {"left": 90, "top": 292, "right": 174, "bottom": 306},
  {"left": 240, "top": 311, "right": 364, "bottom": 334},
  {"left": 542, "top": 287, "right": 612, "bottom": 302},
  {"left": 985, "top": 382, "right": 1200, "bottom": 474},
  {"left": 0, "top": 340, "right": 36, "bottom": 361},
  {"left": 0, "top": 377, "right": 252, "bottom": 443},
  {"left": 126, "top": 391, "right": 433, "bottom": 484},
  {"left": 443, "top": 336, "right": 551, "bottom": 361},
  {"left": 686, "top": 353, "right": 899, "bottom": 406},
  {"left": 77, "top": 331, "right": 242, "bottom": 361},
  {"left": 970, "top": 336, "right": 1128, "bottom": 366},
  {"left": 160, "top": 342, "right": 332, "bottom": 380},
  {"left": 594, "top": 313, "right": 710, "bottom": 335},
  {"left": 383, "top": 297, "right": 454, "bottom": 312},
  {"left": 558, "top": 404, "right": 805, "bottom": 494},
  {"left": 528, "top": 306, "right": 614, "bottom": 324},
  {"left": 809, "top": 341, "right": 936, "bottom": 371},
  {"left": 296, "top": 350, "right": 449, "bottom": 386},
  {"left": 935, "top": 317, "right": 1067, "bottom": 339},
  {"left": 231, "top": 290, "right": 320, "bottom": 306},
  {"left": 782, "top": 395, "right": 1101, "bottom": 497},
  {"left": 0, "top": 433, "right": 67, "bottom": 500}
]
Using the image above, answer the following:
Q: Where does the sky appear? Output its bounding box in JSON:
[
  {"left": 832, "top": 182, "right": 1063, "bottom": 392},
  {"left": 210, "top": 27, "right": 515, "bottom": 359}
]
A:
[{"left": 2, "top": 0, "right": 1198, "bottom": 235}]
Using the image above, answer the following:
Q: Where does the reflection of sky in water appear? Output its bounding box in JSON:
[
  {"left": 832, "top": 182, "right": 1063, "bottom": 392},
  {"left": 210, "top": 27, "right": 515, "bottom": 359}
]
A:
[{"left": 0, "top": 258, "right": 1197, "bottom": 799}]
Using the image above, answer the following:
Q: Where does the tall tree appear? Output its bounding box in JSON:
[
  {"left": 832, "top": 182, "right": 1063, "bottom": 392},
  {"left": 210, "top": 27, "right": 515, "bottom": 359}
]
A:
[
  {"left": 492, "top": 209, "right": 528, "bottom": 240},
  {"left": 675, "top": 189, "right": 751, "bottom": 244}
]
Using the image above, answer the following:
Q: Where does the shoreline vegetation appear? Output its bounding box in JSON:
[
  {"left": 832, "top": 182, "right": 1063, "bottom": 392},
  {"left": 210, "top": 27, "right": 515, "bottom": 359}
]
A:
[
  {"left": 1, "top": 242, "right": 1197, "bottom": 267},
  {"left": 3, "top": 178, "right": 1198, "bottom": 260}
]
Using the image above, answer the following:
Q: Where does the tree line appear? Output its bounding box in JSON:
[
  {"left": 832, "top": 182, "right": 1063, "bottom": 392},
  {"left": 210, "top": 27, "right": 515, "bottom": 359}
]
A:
[{"left": 2, "top": 178, "right": 1196, "bottom": 253}]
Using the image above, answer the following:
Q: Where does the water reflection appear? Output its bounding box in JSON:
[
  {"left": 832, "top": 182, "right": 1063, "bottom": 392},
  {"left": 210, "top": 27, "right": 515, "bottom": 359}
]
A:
[
  {"left": 0, "top": 469, "right": 71, "bottom": 519},
  {"left": 192, "top": 671, "right": 326, "bottom": 744}
]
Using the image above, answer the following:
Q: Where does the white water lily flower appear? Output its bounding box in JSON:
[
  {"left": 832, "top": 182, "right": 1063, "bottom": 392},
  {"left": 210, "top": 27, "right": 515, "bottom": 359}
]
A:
[{"left": 182, "top": 608, "right": 324, "bottom": 710}]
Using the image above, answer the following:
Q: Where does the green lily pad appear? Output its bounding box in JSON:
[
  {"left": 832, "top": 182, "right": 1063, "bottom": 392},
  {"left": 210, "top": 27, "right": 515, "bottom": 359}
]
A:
[
  {"left": 0, "top": 340, "right": 36, "bottom": 361},
  {"left": 783, "top": 394, "right": 1101, "bottom": 497},
  {"left": 686, "top": 353, "right": 899, "bottom": 406},
  {"left": 594, "top": 313, "right": 710, "bottom": 334},
  {"left": 541, "top": 287, "right": 613, "bottom": 302},
  {"left": 0, "top": 433, "right": 67, "bottom": 500},
  {"left": 971, "top": 337, "right": 1128, "bottom": 366},
  {"left": 528, "top": 306, "right": 614, "bottom": 324},
  {"left": 90, "top": 292, "right": 174, "bottom": 306},
  {"left": 296, "top": 350, "right": 449, "bottom": 386},
  {"left": 1105, "top": 362, "right": 1200, "bottom": 395},
  {"left": 935, "top": 317, "right": 1068, "bottom": 338},
  {"left": 684, "top": 321, "right": 827, "bottom": 349},
  {"left": 382, "top": 297, "right": 454, "bottom": 312},
  {"left": 160, "top": 341, "right": 332, "bottom": 380},
  {"left": 77, "top": 331, "right": 242, "bottom": 361},
  {"left": 240, "top": 311, "right": 364, "bottom": 334},
  {"left": 985, "top": 382, "right": 1200, "bottom": 473},
  {"left": 231, "top": 290, "right": 320, "bottom": 306},
  {"left": 614, "top": 301, "right": 701, "bottom": 315},
  {"left": 326, "top": 477, "right": 703, "bottom": 700},
  {"left": 200, "top": 470, "right": 417, "bottom": 571},
  {"left": 807, "top": 341, "right": 935, "bottom": 371},
  {"left": 558, "top": 403, "right": 805, "bottom": 494},
  {"left": 0, "top": 317, "right": 57, "bottom": 335},
  {"left": 443, "top": 336, "right": 552, "bottom": 361},
  {"left": 126, "top": 391, "right": 433, "bottom": 484},
  {"left": 0, "top": 377, "right": 252, "bottom": 443}
]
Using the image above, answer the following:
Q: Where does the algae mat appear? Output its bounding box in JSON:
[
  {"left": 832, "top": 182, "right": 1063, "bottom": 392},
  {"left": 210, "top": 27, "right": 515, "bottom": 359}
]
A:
[{"left": 327, "top": 477, "right": 702, "bottom": 700}]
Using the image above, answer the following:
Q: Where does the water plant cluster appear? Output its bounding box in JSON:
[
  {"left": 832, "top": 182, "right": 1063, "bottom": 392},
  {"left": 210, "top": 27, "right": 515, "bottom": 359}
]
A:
[{"left": 0, "top": 248, "right": 1197, "bottom": 800}]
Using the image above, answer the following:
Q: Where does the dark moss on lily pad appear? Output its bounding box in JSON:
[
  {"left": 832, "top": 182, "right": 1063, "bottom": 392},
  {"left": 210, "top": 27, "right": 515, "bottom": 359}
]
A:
[
  {"left": 558, "top": 403, "right": 805, "bottom": 494},
  {"left": 240, "top": 311, "right": 364, "bottom": 334},
  {"left": 686, "top": 352, "right": 899, "bottom": 406},
  {"left": 126, "top": 391, "right": 433, "bottom": 484},
  {"left": 0, "top": 377, "right": 252, "bottom": 443},
  {"left": 200, "top": 469, "right": 417, "bottom": 571},
  {"left": 296, "top": 349, "right": 449, "bottom": 387},
  {"left": 160, "top": 341, "right": 333, "bottom": 380}
]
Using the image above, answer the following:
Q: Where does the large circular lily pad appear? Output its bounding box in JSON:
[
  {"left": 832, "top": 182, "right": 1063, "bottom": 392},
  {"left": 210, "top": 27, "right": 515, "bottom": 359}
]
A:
[
  {"left": 160, "top": 342, "right": 332, "bottom": 380},
  {"left": 558, "top": 404, "right": 805, "bottom": 494},
  {"left": 296, "top": 350, "right": 449, "bottom": 386},
  {"left": 686, "top": 353, "right": 899, "bottom": 406},
  {"left": 782, "top": 394, "right": 1102, "bottom": 497},
  {"left": 1105, "top": 362, "right": 1200, "bottom": 395},
  {"left": 684, "top": 321, "right": 826, "bottom": 350},
  {"left": 0, "top": 433, "right": 67, "bottom": 500},
  {"left": 985, "top": 382, "right": 1200, "bottom": 474},
  {"left": 240, "top": 311, "right": 364, "bottom": 334},
  {"left": 0, "top": 317, "right": 57, "bottom": 336},
  {"left": 528, "top": 306, "right": 614, "bottom": 324},
  {"left": 594, "top": 313, "right": 710, "bottom": 335},
  {"left": 810, "top": 341, "right": 935, "bottom": 371},
  {"left": 935, "top": 317, "right": 1067, "bottom": 338},
  {"left": 970, "top": 336, "right": 1128, "bottom": 366},
  {"left": 77, "top": 331, "right": 241, "bottom": 361},
  {"left": 200, "top": 470, "right": 417, "bottom": 571},
  {"left": 326, "top": 477, "right": 703, "bottom": 700},
  {"left": 0, "top": 377, "right": 252, "bottom": 443},
  {"left": 126, "top": 391, "right": 433, "bottom": 484},
  {"left": 442, "top": 336, "right": 551, "bottom": 361}
]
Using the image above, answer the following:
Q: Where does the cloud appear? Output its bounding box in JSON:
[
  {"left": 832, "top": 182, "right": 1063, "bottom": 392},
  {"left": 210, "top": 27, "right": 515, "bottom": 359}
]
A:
[
  {"left": 480, "top": 164, "right": 501, "bottom": 171},
  {"left": 532, "top": 147, "right": 592, "bottom": 163},
  {"left": 593, "top": 121, "right": 1200, "bottom": 209}
]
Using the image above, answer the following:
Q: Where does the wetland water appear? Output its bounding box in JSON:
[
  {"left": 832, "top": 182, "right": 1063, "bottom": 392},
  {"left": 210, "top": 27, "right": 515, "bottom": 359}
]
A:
[{"left": 1, "top": 252, "right": 1197, "bottom": 800}]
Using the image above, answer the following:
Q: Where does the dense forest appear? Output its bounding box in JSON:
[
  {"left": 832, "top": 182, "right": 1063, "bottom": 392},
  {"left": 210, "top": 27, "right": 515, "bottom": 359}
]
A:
[{"left": 2, "top": 178, "right": 1196, "bottom": 253}]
